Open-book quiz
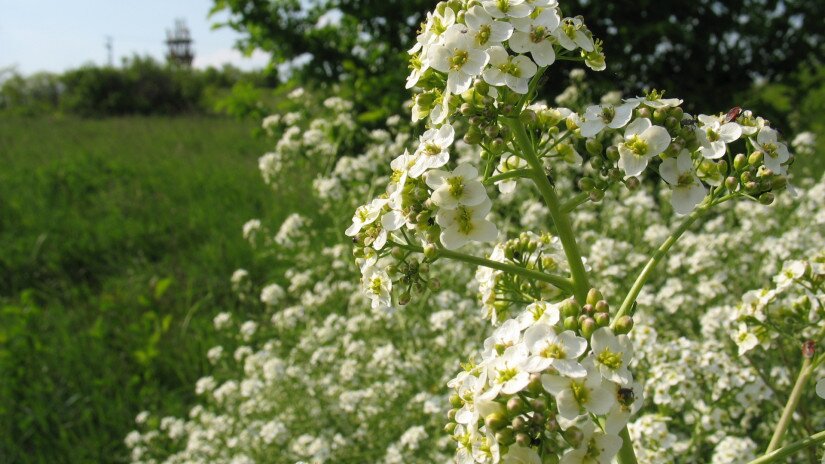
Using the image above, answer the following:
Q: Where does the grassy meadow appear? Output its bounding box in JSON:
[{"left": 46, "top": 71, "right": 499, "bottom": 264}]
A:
[{"left": 0, "top": 116, "right": 303, "bottom": 463}]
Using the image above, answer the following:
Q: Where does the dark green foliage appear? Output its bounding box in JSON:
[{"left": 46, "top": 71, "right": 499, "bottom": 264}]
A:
[
  {"left": 0, "top": 116, "right": 306, "bottom": 463},
  {"left": 211, "top": 0, "right": 824, "bottom": 115}
]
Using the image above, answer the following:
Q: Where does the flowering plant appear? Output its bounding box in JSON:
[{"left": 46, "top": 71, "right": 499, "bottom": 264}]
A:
[{"left": 347, "top": 1, "right": 820, "bottom": 463}]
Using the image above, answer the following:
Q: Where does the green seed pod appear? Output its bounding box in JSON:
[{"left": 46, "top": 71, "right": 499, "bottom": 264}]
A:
[{"left": 614, "top": 315, "right": 634, "bottom": 335}]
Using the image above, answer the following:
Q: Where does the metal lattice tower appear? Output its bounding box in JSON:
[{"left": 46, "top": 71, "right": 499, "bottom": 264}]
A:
[{"left": 165, "top": 19, "right": 194, "bottom": 67}]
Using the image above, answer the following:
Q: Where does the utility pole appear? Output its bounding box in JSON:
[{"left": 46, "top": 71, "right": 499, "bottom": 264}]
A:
[{"left": 105, "top": 36, "right": 113, "bottom": 67}]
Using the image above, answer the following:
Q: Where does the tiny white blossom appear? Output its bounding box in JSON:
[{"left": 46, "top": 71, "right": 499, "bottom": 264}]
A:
[
  {"left": 579, "top": 102, "right": 638, "bottom": 138},
  {"left": 542, "top": 364, "right": 615, "bottom": 419},
  {"left": 425, "top": 163, "right": 489, "bottom": 209},
  {"left": 429, "top": 24, "right": 490, "bottom": 94},
  {"left": 410, "top": 124, "right": 455, "bottom": 177},
  {"left": 660, "top": 150, "right": 707, "bottom": 215},
  {"left": 752, "top": 127, "right": 791, "bottom": 174},
  {"left": 361, "top": 267, "right": 392, "bottom": 310},
  {"left": 436, "top": 198, "right": 498, "bottom": 250},
  {"left": 482, "top": 0, "right": 533, "bottom": 19},
  {"left": 617, "top": 118, "right": 672, "bottom": 177},
  {"left": 590, "top": 327, "right": 634, "bottom": 385},
  {"left": 553, "top": 17, "right": 594, "bottom": 52},
  {"left": 345, "top": 198, "right": 388, "bottom": 236},
  {"left": 465, "top": 6, "right": 514, "bottom": 48},
  {"left": 484, "top": 46, "right": 538, "bottom": 94},
  {"left": 734, "top": 322, "right": 759, "bottom": 356},
  {"left": 523, "top": 324, "right": 587, "bottom": 377},
  {"left": 696, "top": 114, "right": 742, "bottom": 159},
  {"left": 509, "top": 7, "right": 561, "bottom": 66}
]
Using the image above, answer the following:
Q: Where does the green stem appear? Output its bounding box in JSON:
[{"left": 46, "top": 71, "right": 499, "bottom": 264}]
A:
[
  {"left": 750, "top": 429, "right": 825, "bottom": 464},
  {"left": 611, "top": 201, "right": 711, "bottom": 325},
  {"left": 388, "top": 241, "right": 573, "bottom": 293},
  {"left": 483, "top": 169, "right": 533, "bottom": 186},
  {"left": 617, "top": 427, "right": 638, "bottom": 464},
  {"left": 507, "top": 118, "right": 590, "bottom": 303},
  {"left": 561, "top": 192, "right": 590, "bottom": 213},
  {"left": 766, "top": 357, "right": 814, "bottom": 453}
]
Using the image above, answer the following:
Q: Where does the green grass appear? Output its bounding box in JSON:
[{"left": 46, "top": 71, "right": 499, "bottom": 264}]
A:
[{"left": 0, "top": 116, "right": 305, "bottom": 463}]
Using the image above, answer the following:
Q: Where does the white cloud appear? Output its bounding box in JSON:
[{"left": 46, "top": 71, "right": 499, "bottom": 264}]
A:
[{"left": 193, "top": 48, "right": 271, "bottom": 70}]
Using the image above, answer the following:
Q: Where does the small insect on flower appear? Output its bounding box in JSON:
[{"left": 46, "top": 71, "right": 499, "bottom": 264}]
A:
[{"left": 725, "top": 106, "right": 743, "bottom": 123}]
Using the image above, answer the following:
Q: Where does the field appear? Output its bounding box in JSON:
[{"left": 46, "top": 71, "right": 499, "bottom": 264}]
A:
[{"left": 0, "top": 116, "right": 303, "bottom": 463}]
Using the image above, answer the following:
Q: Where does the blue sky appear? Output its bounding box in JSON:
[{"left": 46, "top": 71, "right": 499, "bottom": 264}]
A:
[{"left": 0, "top": 0, "right": 270, "bottom": 75}]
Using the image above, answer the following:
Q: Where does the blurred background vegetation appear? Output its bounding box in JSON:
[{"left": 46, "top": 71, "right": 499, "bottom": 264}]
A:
[{"left": 0, "top": 0, "right": 822, "bottom": 462}]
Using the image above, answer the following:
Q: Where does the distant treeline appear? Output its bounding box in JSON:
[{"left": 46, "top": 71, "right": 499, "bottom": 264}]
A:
[{"left": 0, "top": 56, "right": 277, "bottom": 117}]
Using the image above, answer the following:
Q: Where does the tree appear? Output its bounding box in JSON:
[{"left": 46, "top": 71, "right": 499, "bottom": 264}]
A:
[{"left": 211, "top": 0, "right": 824, "bottom": 115}]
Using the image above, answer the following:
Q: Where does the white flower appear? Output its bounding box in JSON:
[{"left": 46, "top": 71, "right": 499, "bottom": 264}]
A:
[
  {"left": 542, "top": 364, "right": 615, "bottom": 419},
  {"left": 213, "top": 312, "right": 232, "bottom": 330},
  {"left": 361, "top": 267, "right": 392, "bottom": 310},
  {"left": 483, "top": 46, "right": 538, "bottom": 94},
  {"left": 429, "top": 24, "right": 490, "bottom": 94},
  {"left": 734, "top": 323, "right": 759, "bottom": 356},
  {"left": 617, "top": 118, "right": 672, "bottom": 177},
  {"left": 425, "top": 163, "right": 489, "bottom": 209},
  {"left": 752, "top": 127, "right": 791, "bottom": 174},
  {"left": 502, "top": 444, "right": 541, "bottom": 464},
  {"left": 696, "top": 114, "right": 742, "bottom": 159},
  {"left": 579, "top": 102, "right": 638, "bottom": 138},
  {"left": 260, "top": 283, "right": 285, "bottom": 306},
  {"left": 509, "top": 7, "right": 560, "bottom": 66},
  {"left": 409, "top": 7, "right": 456, "bottom": 55},
  {"left": 482, "top": 0, "right": 533, "bottom": 19},
  {"left": 517, "top": 300, "right": 561, "bottom": 328},
  {"left": 495, "top": 153, "right": 527, "bottom": 194},
  {"left": 625, "top": 93, "right": 683, "bottom": 109},
  {"left": 774, "top": 260, "right": 807, "bottom": 290},
  {"left": 523, "top": 324, "right": 587, "bottom": 377},
  {"left": 488, "top": 344, "right": 531, "bottom": 395},
  {"left": 590, "top": 327, "right": 634, "bottom": 385},
  {"left": 345, "top": 198, "right": 388, "bottom": 236},
  {"left": 559, "top": 421, "right": 623, "bottom": 464},
  {"left": 605, "top": 381, "right": 644, "bottom": 434},
  {"left": 410, "top": 124, "right": 455, "bottom": 178},
  {"left": 465, "top": 6, "right": 514, "bottom": 48},
  {"left": 660, "top": 150, "right": 708, "bottom": 215},
  {"left": 816, "top": 378, "right": 825, "bottom": 399},
  {"left": 436, "top": 198, "right": 498, "bottom": 249},
  {"left": 553, "top": 17, "right": 594, "bottom": 52}
]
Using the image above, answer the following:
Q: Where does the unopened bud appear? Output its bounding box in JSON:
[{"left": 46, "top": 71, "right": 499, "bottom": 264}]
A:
[
  {"left": 758, "top": 192, "right": 775, "bottom": 205},
  {"left": 464, "top": 128, "right": 482, "bottom": 145},
  {"left": 485, "top": 412, "right": 507, "bottom": 431},
  {"left": 423, "top": 243, "right": 438, "bottom": 261},
  {"left": 527, "top": 373, "right": 543, "bottom": 393},
  {"left": 530, "top": 397, "right": 548, "bottom": 413},
  {"left": 578, "top": 177, "right": 595, "bottom": 191},
  {"left": 595, "top": 300, "right": 609, "bottom": 313},
  {"left": 586, "top": 288, "right": 603, "bottom": 306},
  {"left": 444, "top": 422, "right": 457, "bottom": 434},
  {"left": 725, "top": 176, "right": 738, "bottom": 191},
  {"left": 563, "top": 316, "right": 579, "bottom": 332},
  {"left": 802, "top": 340, "right": 816, "bottom": 358},
  {"left": 447, "top": 408, "right": 457, "bottom": 421},
  {"left": 581, "top": 318, "right": 597, "bottom": 338},
  {"left": 636, "top": 107, "right": 651, "bottom": 119},
  {"left": 561, "top": 299, "right": 580, "bottom": 318},
  {"left": 515, "top": 433, "right": 531, "bottom": 447},
  {"left": 512, "top": 416, "right": 527, "bottom": 432},
  {"left": 589, "top": 190, "right": 605, "bottom": 202},
  {"left": 563, "top": 426, "right": 584, "bottom": 448},
  {"left": 749, "top": 150, "right": 764, "bottom": 166},
  {"left": 733, "top": 153, "right": 747, "bottom": 170},
  {"left": 449, "top": 394, "right": 463, "bottom": 408},
  {"left": 625, "top": 176, "right": 641, "bottom": 190},
  {"left": 428, "top": 278, "right": 442, "bottom": 291},
  {"left": 520, "top": 109, "right": 538, "bottom": 126},
  {"left": 586, "top": 139, "right": 603, "bottom": 156},
  {"left": 398, "top": 291, "right": 411, "bottom": 306},
  {"left": 460, "top": 103, "right": 474, "bottom": 116},
  {"left": 614, "top": 315, "right": 634, "bottom": 335},
  {"left": 496, "top": 428, "right": 515, "bottom": 446},
  {"left": 507, "top": 397, "right": 527, "bottom": 416},
  {"left": 391, "top": 247, "right": 404, "bottom": 259},
  {"left": 594, "top": 312, "right": 610, "bottom": 327},
  {"left": 606, "top": 146, "right": 620, "bottom": 162},
  {"left": 474, "top": 79, "right": 489, "bottom": 95}
]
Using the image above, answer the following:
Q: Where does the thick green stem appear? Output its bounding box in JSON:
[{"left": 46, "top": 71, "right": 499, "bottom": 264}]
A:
[
  {"left": 611, "top": 202, "right": 710, "bottom": 325},
  {"left": 750, "top": 429, "right": 825, "bottom": 464},
  {"left": 766, "top": 357, "right": 814, "bottom": 453},
  {"left": 507, "top": 118, "right": 590, "bottom": 303},
  {"left": 483, "top": 169, "right": 533, "bottom": 186},
  {"left": 561, "top": 192, "right": 590, "bottom": 213},
  {"left": 388, "top": 241, "right": 573, "bottom": 293}
]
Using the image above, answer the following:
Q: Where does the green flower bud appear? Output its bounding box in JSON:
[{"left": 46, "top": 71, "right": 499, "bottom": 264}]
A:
[
  {"left": 485, "top": 124, "right": 500, "bottom": 138},
  {"left": 391, "top": 247, "right": 404, "bottom": 259},
  {"left": 771, "top": 176, "right": 788, "bottom": 190},
  {"left": 590, "top": 155, "right": 604, "bottom": 170},
  {"left": 582, "top": 303, "right": 595, "bottom": 315},
  {"left": 614, "top": 315, "right": 634, "bottom": 335},
  {"left": 464, "top": 128, "right": 482, "bottom": 145},
  {"left": 561, "top": 299, "right": 580, "bottom": 318},
  {"left": 578, "top": 177, "right": 595, "bottom": 191},
  {"left": 595, "top": 312, "right": 610, "bottom": 327},
  {"left": 449, "top": 394, "right": 463, "bottom": 408},
  {"left": 580, "top": 318, "right": 597, "bottom": 338},
  {"left": 423, "top": 243, "right": 438, "bottom": 261},
  {"left": 515, "top": 433, "right": 531, "bottom": 447},
  {"left": 586, "top": 138, "right": 603, "bottom": 156},
  {"left": 733, "top": 153, "right": 748, "bottom": 170},
  {"left": 653, "top": 108, "right": 667, "bottom": 124},
  {"left": 490, "top": 137, "right": 505, "bottom": 153},
  {"left": 725, "top": 176, "right": 738, "bottom": 191},
  {"left": 512, "top": 416, "right": 527, "bottom": 432},
  {"left": 563, "top": 316, "right": 579, "bottom": 332},
  {"left": 530, "top": 397, "right": 548, "bottom": 414},
  {"left": 745, "top": 181, "right": 758, "bottom": 192},
  {"left": 485, "top": 412, "right": 507, "bottom": 431},
  {"left": 589, "top": 190, "right": 605, "bottom": 202},
  {"left": 444, "top": 422, "right": 457, "bottom": 434},
  {"left": 398, "top": 291, "right": 411, "bottom": 306},
  {"left": 428, "top": 278, "right": 441, "bottom": 291},
  {"left": 626, "top": 176, "right": 641, "bottom": 190},
  {"left": 474, "top": 79, "right": 489, "bottom": 95},
  {"left": 563, "top": 426, "right": 584, "bottom": 448},
  {"left": 586, "top": 288, "right": 603, "bottom": 306},
  {"left": 749, "top": 150, "right": 764, "bottom": 166},
  {"left": 460, "top": 103, "right": 474, "bottom": 116},
  {"left": 527, "top": 373, "right": 543, "bottom": 394},
  {"left": 507, "top": 397, "right": 527, "bottom": 416},
  {"left": 636, "top": 107, "right": 651, "bottom": 119},
  {"left": 496, "top": 428, "right": 515, "bottom": 446},
  {"left": 758, "top": 192, "right": 775, "bottom": 205},
  {"left": 520, "top": 109, "right": 538, "bottom": 126},
  {"left": 447, "top": 408, "right": 457, "bottom": 420},
  {"left": 501, "top": 104, "right": 515, "bottom": 116},
  {"left": 595, "top": 300, "right": 609, "bottom": 313},
  {"left": 606, "top": 145, "right": 620, "bottom": 162}
]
